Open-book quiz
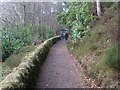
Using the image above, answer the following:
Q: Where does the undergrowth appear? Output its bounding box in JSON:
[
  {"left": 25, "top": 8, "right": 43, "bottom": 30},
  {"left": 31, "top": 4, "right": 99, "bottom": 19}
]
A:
[{"left": 67, "top": 4, "right": 119, "bottom": 88}]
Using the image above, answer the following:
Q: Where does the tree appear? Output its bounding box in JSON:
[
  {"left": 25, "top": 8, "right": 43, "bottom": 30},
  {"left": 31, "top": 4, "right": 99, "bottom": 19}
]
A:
[
  {"left": 57, "top": 2, "right": 93, "bottom": 42},
  {"left": 0, "top": 2, "right": 63, "bottom": 61},
  {"left": 96, "top": 0, "right": 101, "bottom": 16}
]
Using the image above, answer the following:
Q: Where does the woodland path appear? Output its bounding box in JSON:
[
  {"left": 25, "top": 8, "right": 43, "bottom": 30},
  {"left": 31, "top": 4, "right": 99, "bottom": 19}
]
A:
[{"left": 35, "top": 40, "right": 89, "bottom": 88}]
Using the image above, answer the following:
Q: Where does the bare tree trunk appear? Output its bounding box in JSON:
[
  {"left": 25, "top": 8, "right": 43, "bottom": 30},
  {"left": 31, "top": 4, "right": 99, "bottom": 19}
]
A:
[
  {"left": 23, "top": 2, "right": 26, "bottom": 26},
  {"left": 96, "top": 0, "right": 101, "bottom": 16},
  {"left": 118, "top": 2, "right": 120, "bottom": 44}
]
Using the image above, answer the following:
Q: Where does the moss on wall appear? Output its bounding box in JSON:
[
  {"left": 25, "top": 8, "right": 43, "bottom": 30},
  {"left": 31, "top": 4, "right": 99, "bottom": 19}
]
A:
[{"left": 0, "top": 36, "right": 60, "bottom": 90}]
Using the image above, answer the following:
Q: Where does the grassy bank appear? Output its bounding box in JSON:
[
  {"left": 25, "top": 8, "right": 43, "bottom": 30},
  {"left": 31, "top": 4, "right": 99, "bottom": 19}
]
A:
[{"left": 67, "top": 4, "right": 119, "bottom": 88}]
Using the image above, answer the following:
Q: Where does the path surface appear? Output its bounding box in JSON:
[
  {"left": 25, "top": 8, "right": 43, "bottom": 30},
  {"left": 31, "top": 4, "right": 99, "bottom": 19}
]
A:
[{"left": 35, "top": 40, "right": 88, "bottom": 88}]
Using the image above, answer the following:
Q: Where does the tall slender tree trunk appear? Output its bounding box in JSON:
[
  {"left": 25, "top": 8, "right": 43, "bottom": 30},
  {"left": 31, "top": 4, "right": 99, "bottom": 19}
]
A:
[
  {"left": 96, "top": 0, "right": 101, "bottom": 16},
  {"left": 23, "top": 2, "right": 27, "bottom": 26},
  {"left": 118, "top": 2, "right": 120, "bottom": 44}
]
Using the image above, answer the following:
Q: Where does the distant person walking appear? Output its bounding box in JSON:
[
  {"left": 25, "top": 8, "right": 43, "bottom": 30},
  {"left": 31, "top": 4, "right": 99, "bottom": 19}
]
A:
[
  {"left": 65, "top": 33, "right": 69, "bottom": 40},
  {"left": 60, "top": 32, "right": 64, "bottom": 40}
]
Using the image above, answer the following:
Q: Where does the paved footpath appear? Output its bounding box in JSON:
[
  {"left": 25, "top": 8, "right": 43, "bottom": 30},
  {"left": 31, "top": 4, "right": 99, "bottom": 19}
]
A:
[{"left": 35, "top": 40, "right": 89, "bottom": 88}]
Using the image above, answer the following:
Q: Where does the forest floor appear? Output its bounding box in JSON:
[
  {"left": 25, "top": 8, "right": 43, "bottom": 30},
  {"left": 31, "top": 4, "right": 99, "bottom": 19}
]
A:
[{"left": 35, "top": 40, "right": 98, "bottom": 88}]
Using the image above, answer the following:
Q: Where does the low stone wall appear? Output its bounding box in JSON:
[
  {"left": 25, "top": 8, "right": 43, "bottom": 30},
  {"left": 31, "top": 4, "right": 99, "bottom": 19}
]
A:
[{"left": 0, "top": 36, "right": 60, "bottom": 90}]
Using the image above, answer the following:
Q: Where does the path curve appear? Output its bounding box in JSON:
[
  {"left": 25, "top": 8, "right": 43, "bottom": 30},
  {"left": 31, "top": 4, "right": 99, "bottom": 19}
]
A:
[{"left": 35, "top": 40, "right": 89, "bottom": 88}]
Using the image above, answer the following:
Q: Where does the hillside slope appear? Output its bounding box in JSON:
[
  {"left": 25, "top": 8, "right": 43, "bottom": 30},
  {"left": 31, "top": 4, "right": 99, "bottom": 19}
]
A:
[{"left": 67, "top": 4, "right": 119, "bottom": 88}]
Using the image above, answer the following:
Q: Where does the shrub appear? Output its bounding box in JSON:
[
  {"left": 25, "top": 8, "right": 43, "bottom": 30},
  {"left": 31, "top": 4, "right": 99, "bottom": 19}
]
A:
[
  {"left": 105, "top": 45, "right": 120, "bottom": 70},
  {"left": 2, "top": 24, "right": 55, "bottom": 61}
]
